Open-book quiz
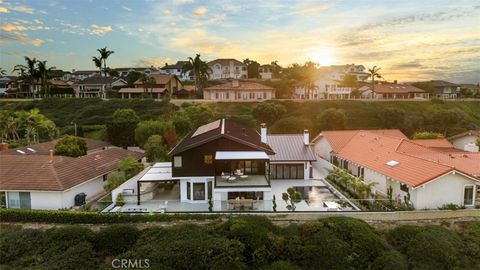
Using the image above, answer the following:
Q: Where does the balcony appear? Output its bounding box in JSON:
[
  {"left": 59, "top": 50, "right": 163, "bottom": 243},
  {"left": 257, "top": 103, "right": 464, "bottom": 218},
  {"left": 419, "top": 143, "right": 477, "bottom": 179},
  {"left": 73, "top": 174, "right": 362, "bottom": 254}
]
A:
[{"left": 214, "top": 151, "right": 271, "bottom": 188}]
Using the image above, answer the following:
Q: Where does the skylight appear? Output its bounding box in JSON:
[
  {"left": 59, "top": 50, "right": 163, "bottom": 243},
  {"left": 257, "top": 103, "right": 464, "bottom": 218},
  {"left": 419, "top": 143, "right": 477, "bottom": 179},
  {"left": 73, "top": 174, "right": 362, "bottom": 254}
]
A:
[
  {"left": 27, "top": 147, "right": 36, "bottom": 152},
  {"left": 16, "top": 150, "right": 26, "bottom": 154},
  {"left": 386, "top": 160, "right": 399, "bottom": 167}
]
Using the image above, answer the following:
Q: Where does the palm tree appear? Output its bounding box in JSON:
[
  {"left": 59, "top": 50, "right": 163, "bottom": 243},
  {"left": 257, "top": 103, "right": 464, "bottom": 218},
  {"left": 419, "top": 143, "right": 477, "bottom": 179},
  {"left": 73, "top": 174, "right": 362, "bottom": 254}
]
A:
[
  {"left": 36, "top": 60, "right": 54, "bottom": 97},
  {"left": 97, "top": 47, "right": 114, "bottom": 98},
  {"left": 92, "top": 56, "right": 103, "bottom": 75},
  {"left": 367, "top": 66, "right": 382, "bottom": 99},
  {"left": 140, "top": 74, "right": 156, "bottom": 98},
  {"left": 0, "top": 68, "right": 6, "bottom": 76},
  {"left": 13, "top": 57, "right": 38, "bottom": 97},
  {"left": 182, "top": 54, "right": 211, "bottom": 97}
]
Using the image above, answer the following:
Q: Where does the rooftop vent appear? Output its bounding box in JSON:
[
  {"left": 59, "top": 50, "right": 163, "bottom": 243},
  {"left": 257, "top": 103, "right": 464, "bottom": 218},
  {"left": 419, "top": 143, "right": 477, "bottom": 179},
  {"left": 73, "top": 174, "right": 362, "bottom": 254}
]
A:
[
  {"left": 386, "top": 160, "right": 399, "bottom": 167},
  {"left": 16, "top": 150, "right": 26, "bottom": 154}
]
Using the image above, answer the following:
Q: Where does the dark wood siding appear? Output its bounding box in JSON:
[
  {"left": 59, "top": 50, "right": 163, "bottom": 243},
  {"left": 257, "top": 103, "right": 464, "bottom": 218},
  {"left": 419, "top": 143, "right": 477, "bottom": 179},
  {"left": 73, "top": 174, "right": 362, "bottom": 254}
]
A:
[{"left": 172, "top": 137, "right": 261, "bottom": 177}]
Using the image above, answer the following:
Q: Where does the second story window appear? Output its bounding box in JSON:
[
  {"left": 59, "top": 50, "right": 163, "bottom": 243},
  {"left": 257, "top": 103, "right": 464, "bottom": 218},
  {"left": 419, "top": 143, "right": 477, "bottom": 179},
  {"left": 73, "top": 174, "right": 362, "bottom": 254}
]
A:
[
  {"left": 204, "top": 154, "right": 213, "bottom": 165},
  {"left": 174, "top": 156, "right": 182, "bottom": 167}
]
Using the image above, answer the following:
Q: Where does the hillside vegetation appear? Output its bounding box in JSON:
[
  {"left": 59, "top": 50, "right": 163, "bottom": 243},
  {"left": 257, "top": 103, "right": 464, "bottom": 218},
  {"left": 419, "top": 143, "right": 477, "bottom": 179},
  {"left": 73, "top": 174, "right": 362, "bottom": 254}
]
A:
[
  {"left": 1, "top": 98, "right": 479, "bottom": 138},
  {"left": 1, "top": 216, "right": 479, "bottom": 270}
]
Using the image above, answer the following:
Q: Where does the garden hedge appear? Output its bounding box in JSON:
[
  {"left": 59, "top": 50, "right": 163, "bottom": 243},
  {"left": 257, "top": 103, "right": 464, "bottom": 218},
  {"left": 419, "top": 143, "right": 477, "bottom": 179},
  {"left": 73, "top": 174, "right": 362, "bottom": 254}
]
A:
[{"left": 0, "top": 208, "right": 219, "bottom": 224}]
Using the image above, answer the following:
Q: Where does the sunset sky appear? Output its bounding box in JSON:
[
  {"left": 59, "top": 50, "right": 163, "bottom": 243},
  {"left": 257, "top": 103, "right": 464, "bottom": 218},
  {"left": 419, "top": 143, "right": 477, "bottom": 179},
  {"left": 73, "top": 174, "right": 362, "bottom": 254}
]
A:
[{"left": 1, "top": 0, "right": 479, "bottom": 83}]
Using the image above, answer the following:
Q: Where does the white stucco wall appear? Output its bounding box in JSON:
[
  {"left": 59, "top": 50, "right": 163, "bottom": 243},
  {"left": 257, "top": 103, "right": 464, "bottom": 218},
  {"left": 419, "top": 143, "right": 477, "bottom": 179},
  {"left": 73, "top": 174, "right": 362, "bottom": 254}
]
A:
[
  {"left": 410, "top": 172, "right": 478, "bottom": 209},
  {"left": 30, "top": 191, "right": 63, "bottom": 210},
  {"left": 313, "top": 137, "right": 333, "bottom": 161},
  {"left": 451, "top": 135, "right": 479, "bottom": 151},
  {"left": 61, "top": 176, "right": 105, "bottom": 208},
  {"left": 364, "top": 169, "right": 388, "bottom": 196}
]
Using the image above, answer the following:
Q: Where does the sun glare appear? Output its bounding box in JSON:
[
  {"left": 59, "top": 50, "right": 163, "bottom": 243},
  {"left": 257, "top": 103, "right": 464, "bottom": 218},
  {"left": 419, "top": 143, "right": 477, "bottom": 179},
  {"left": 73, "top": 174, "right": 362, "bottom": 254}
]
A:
[{"left": 310, "top": 47, "right": 337, "bottom": 66}]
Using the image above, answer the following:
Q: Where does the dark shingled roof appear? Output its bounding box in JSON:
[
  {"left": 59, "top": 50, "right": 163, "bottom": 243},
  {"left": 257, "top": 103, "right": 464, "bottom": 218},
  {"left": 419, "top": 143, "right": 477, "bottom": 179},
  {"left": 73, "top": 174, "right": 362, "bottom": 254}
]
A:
[
  {"left": 267, "top": 135, "right": 316, "bottom": 161},
  {"left": 0, "top": 148, "right": 144, "bottom": 191},
  {"left": 169, "top": 119, "right": 274, "bottom": 156}
]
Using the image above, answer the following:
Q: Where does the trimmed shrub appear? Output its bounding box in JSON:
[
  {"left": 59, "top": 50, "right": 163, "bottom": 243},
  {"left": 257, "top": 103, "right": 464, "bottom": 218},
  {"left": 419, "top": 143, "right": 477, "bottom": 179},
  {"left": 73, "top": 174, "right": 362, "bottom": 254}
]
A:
[
  {"left": 45, "top": 241, "right": 99, "bottom": 270},
  {"left": 94, "top": 225, "right": 140, "bottom": 256},
  {"left": 0, "top": 208, "right": 219, "bottom": 224},
  {"left": 371, "top": 251, "right": 408, "bottom": 270}
]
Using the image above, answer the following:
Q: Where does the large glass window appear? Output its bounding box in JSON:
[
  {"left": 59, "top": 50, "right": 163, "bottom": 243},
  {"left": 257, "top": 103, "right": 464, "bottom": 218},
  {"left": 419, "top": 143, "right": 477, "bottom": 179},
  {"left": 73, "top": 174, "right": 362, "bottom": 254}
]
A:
[
  {"left": 270, "top": 164, "right": 304, "bottom": 179},
  {"left": 7, "top": 192, "right": 31, "bottom": 209},
  {"left": 464, "top": 185, "right": 474, "bottom": 206},
  {"left": 193, "top": 183, "right": 205, "bottom": 200}
]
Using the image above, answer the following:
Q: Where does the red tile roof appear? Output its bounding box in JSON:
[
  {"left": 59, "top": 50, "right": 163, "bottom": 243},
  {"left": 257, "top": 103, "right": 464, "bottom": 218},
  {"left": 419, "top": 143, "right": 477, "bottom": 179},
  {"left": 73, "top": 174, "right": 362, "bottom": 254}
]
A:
[
  {"left": 373, "top": 83, "right": 424, "bottom": 94},
  {"left": 323, "top": 130, "right": 480, "bottom": 187},
  {"left": 410, "top": 138, "right": 454, "bottom": 148},
  {"left": 133, "top": 74, "right": 175, "bottom": 85},
  {"left": 0, "top": 148, "right": 144, "bottom": 191},
  {"left": 204, "top": 81, "right": 275, "bottom": 91}
]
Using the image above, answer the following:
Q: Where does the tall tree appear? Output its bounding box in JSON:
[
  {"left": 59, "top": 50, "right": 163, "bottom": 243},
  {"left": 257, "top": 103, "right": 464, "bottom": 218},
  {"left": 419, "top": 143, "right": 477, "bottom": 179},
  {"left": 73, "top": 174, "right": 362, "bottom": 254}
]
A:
[
  {"left": 182, "top": 54, "right": 211, "bottom": 97},
  {"left": 367, "top": 66, "right": 382, "bottom": 99},
  {"left": 243, "top": 58, "right": 260, "bottom": 78},
  {"left": 92, "top": 56, "right": 103, "bottom": 76},
  {"left": 36, "top": 60, "right": 54, "bottom": 97},
  {"left": 13, "top": 57, "right": 38, "bottom": 97},
  {"left": 140, "top": 74, "right": 156, "bottom": 98},
  {"left": 96, "top": 47, "right": 114, "bottom": 98}
]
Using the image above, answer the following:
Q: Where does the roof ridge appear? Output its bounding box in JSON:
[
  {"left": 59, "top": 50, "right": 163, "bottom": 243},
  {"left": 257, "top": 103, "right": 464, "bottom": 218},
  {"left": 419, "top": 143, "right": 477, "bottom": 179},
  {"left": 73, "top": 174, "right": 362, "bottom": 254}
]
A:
[
  {"left": 49, "top": 158, "right": 65, "bottom": 190},
  {"left": 394, "top": 140, "right": 456, "bottom": 170}
]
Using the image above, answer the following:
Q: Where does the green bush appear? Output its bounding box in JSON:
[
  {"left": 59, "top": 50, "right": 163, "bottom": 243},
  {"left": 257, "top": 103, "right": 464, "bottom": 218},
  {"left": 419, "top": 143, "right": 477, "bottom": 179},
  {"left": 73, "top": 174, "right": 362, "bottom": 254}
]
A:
[
  {"left": 106, "top": 109, "right": 140, "bottom": 147},
  {"left": 263, "top": 260, "right": 302, "bottom": 270},
  {"left": 0, "top": 208, "right": 219, "bottom": 224},
  {"left": 117, "top": 156, "right": 144, "bottom": 179},
  {"left": 94, "top": 225, "right": 140, "bottom": 256},
  {"left": 45, "top": 241, "right": 99, "bottom": 270},
  {"left": 438, "top": 203, "right": 466, "bottom": 210},
  {"left": 104, "top": 171, "right": 126, "bottom": 192}
]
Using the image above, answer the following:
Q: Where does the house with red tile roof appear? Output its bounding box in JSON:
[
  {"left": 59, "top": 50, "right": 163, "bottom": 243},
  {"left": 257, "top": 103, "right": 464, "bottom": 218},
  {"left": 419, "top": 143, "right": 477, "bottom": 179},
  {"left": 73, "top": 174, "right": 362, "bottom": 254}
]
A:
[
  {"left": 118, "top": 74, "right": 183, "bottom": 99},
  {"left": 203, "top": 80, "right": 275, "bottom": 101},
  {"left": 207, "top": 58, "right": 247, "bottom": 79},
  {"left": 0, "top": 143, "right": 144, "bottom": 210},
  {"left": 312, "top": 130, "right": 480, "bottom": 209},
  {"left": 359, "top": 83, "right": 428, "bottom": 99}
]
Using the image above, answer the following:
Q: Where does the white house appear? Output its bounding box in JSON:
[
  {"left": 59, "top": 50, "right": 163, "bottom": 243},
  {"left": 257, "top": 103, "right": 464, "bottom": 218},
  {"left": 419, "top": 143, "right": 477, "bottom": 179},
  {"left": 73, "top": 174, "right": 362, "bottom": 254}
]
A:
[
  {"left": 207, "top": 59, "right": 248, "bottom": 80},
  {"left": 312, "top": 130, "right": 480, "bottom": 209},
  {"left": 259, "top": 65, "right": 273, "bottom": 80},
  {"left": 76, "top": 76, "right": 127, "bottom": 98},
  {"left": 323, "top": 64, "right": 369, "bottom": 81},
  {"left": 448, "top": 130, "right": 480, "bottom": 152},
  {"left": 159, "top": 61, "right": 192, "bottom": 81},
  {"left": 294, "top": 76, "right": 352, "bottom": 100},
  {"left": 203, "top": 80, "right": 275, "bottom": 101},
  {"left": 0, "top": 147, "right": 144, "bottom": 210}
]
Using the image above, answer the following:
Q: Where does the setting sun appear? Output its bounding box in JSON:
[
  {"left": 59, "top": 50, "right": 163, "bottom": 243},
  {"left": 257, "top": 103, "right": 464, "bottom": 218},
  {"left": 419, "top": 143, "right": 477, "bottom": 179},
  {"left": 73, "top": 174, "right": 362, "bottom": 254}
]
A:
[{"left": 310, "top": 47, "right": 337, "bottom": 66}]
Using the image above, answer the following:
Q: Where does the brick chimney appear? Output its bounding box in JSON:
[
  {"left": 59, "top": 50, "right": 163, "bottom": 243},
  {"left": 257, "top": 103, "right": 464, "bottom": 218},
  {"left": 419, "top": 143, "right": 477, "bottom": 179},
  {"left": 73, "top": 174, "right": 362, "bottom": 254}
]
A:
[
  {"left": 49, "top": 149, "right": 54, "bottom": 163},
  {"left": 0, "top": 143, "right": 8, "bottom": 151}
]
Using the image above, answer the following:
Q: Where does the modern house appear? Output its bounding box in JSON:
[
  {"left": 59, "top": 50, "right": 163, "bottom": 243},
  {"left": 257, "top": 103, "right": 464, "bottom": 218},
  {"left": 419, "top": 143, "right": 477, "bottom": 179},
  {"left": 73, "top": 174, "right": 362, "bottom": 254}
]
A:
[
  {"left": 430, "top": 80, "right": 460, "bottom": 99},
  {"left": 207, "top": 59, "right": 248, "bottom": 80},
  {"left": 76, "top": 76, "right": 127, "bottom": 98},
  {"left": 203, "top": 80, "right": 275, "bottom": 101},
  {"left": 0, "top": 141, "right": 143, "bottom": 210},
  {"left": 159, "top": 61, "right": 192, "bottom": 81},
  {"left": 112, "top": 119, "right": 318, "bottom": 211},
  {"left": 312, "top": 130, "right": 480, "bottom": 209},
  {"left": 448, "top": 130, "right": 480, "bottom": 152},
  {"left": 359, "top": 83, "right": 428, "bottom": 99}
]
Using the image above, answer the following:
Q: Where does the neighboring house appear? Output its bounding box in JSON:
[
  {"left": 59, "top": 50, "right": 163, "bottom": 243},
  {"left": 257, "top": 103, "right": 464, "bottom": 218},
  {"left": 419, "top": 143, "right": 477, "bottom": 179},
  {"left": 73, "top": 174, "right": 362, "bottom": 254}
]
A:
[
  {"left": 430, "top": 80, "right": 460, "bottom": 99},
  {"left": 359, "top": 83, "right": 428, "bottom": 99},
  {"left": 112, "top": 119, "right": 316, "bottom": 210},
  {"left": 448, "top": 130, "right": 480, "bottom": 152},
  {"left": 174, "top": 85, "right": 196, "bottom": 99},
  {"left": 115, "top": 67, "right": 158, "bottom": 77},
  {"left": 312, "top": 130, "right": 480, "bottom": 209},
  {"left": 207, "top": 59, "right": 248, "bottom": 79},
  {"left": 321, "top": 64, "right": 369, "bottom": 81},
  {"left": 71, "top": 70, "right": 100, "bottom": 81},
  {"left": 0, "top": 76, "right": 15, "bottom": 96},
  {"left": 49, "top": 79, "right": 75, "bottom": 96},
  {"left": 159, "top": 61, "right": 192, "bottom": 81},
  {"left": 76, "top": 76, "right": 127, "bottom": 98},
  {"left": 294, "top": 76, "right": 352, "bottom": 100},
  {"left": 203, "top": 80, "right": 275, "bottom": 101},
  {"left": 258, "top": 65, "right": 273, "bottom": 80},
  {"left": 0, "top": 147, "right": 143, "bottom": 210},
  {"left": 118, "top": 74, "right": 183, "bottom": 99}
]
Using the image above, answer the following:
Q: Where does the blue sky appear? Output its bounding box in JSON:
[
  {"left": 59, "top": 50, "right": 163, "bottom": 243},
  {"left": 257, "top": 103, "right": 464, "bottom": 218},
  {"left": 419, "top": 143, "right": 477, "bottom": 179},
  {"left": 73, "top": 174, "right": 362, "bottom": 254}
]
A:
[{"left": 1, "top": 0, "right": 479, "bottom": 83}]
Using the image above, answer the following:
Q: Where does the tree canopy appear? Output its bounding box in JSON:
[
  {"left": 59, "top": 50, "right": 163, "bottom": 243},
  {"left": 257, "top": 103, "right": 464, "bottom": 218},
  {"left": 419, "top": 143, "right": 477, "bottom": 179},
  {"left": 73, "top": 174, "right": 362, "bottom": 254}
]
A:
[
  {"left": 106, "top": 109, "right": 140, "bottom": 147},
  {"left": 54, "top": 135, "right": 87, "bottom": 157}
]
